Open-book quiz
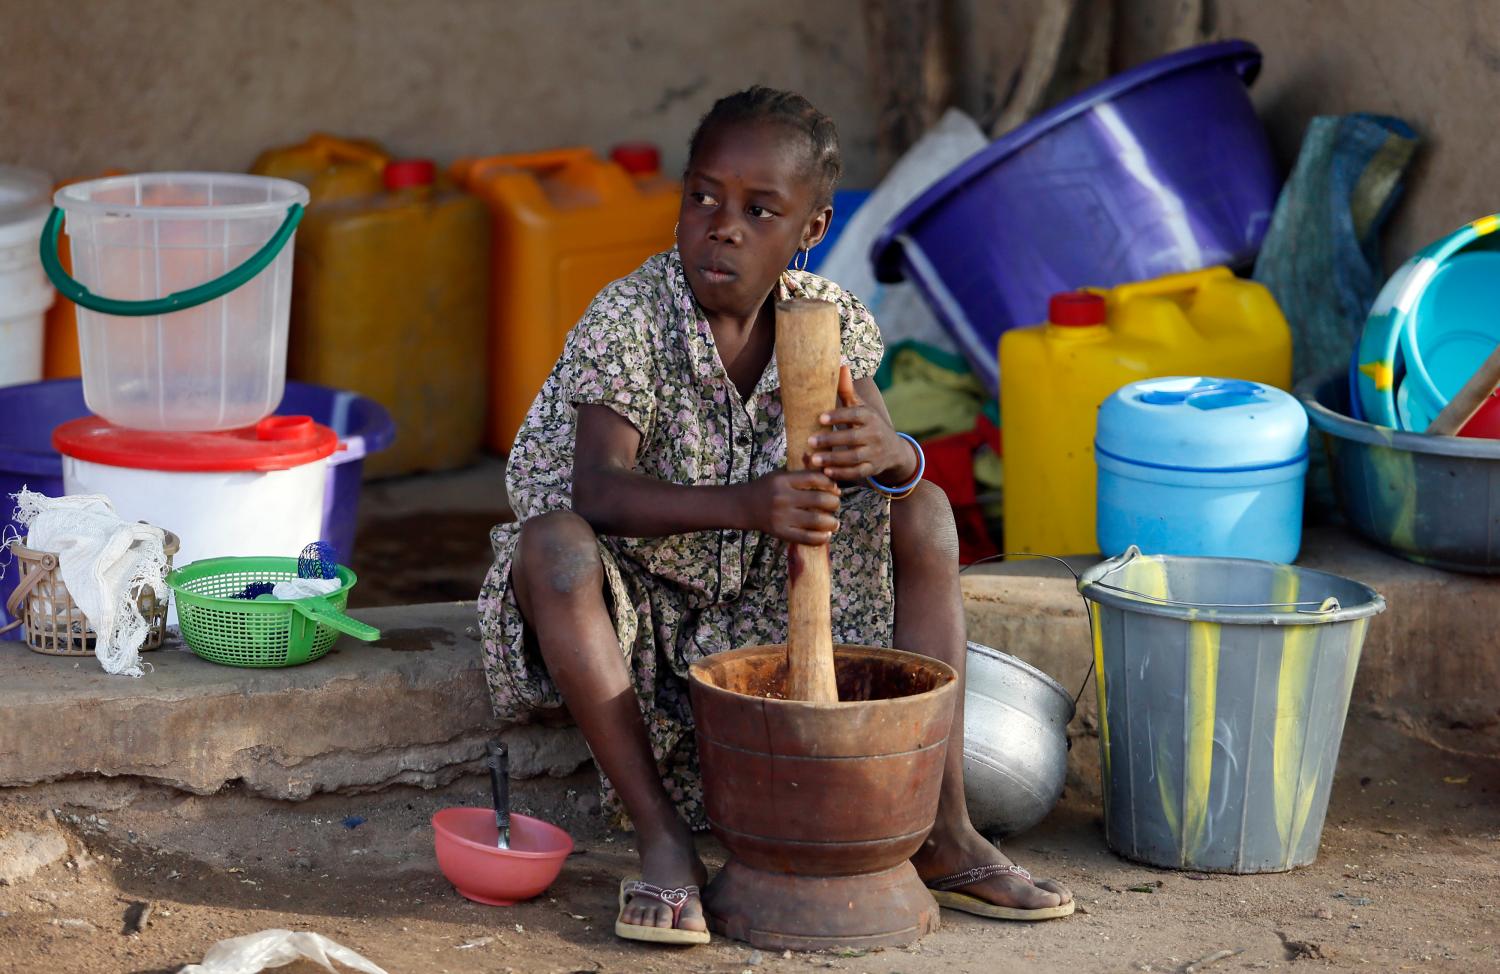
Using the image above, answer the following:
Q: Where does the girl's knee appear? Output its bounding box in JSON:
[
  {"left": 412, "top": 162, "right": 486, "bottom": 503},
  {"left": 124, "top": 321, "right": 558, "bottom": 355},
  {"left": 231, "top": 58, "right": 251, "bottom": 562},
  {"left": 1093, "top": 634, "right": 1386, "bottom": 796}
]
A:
[
  {"left": 516, "top": 511, "right": 603, "bottom": 596},
  {"left": 891, "top": 481, "right": 960, "bottom": 564}
]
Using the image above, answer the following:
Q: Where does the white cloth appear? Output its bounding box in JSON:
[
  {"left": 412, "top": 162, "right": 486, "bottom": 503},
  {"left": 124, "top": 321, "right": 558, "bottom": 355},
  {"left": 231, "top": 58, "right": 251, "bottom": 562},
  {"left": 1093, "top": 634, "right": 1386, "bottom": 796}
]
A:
[
  {"left": 271, "top": 577, "right": 340, "bottom": 601},
  {"left": 13, "top": 489, "right": 167, "bottom": 678},
  {"left": 816, "top": 108, "right": 989, "bottom": 355}
]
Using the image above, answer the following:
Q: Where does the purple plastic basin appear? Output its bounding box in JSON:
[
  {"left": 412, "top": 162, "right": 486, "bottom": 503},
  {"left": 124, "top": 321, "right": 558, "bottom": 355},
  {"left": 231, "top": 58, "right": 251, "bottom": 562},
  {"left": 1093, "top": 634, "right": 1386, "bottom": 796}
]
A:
[
  {"left": 873, "top": 40, "right": 1280, "bottom": 392},
  {"left": 0, "top": 379, "right": 394, "bottom": 640}
]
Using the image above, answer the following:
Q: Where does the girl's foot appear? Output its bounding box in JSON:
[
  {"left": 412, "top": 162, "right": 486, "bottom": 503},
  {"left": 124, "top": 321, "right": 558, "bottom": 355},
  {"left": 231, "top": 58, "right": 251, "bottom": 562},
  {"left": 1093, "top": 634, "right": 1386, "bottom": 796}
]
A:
[
  {"left": 912, "top": 824, "right": 1073, "bottom": 917},
  {"left": 617, "top": 824, "right": 710, "bottom": 937}
]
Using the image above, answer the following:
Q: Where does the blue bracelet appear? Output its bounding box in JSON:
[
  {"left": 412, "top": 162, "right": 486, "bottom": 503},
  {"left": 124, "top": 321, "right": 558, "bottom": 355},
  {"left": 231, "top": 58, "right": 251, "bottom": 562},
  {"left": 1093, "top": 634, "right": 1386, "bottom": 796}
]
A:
[{"left": 866, "top": 432, "right": 925, "bottom": 496}]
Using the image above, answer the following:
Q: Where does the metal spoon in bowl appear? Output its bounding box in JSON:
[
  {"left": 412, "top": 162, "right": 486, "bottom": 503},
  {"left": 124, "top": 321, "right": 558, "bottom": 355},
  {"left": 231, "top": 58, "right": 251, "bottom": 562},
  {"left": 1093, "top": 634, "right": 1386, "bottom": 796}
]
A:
[{"left": 488, "top": 741, "right": 510, "bottom": 849}]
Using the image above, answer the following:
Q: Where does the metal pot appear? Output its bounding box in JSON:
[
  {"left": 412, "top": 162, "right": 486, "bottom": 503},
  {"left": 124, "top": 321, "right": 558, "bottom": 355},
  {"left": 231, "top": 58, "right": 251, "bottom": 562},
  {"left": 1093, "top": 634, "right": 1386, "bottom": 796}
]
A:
[{"left": 962, "top": 641, "right": 1075, "bottom": 838}]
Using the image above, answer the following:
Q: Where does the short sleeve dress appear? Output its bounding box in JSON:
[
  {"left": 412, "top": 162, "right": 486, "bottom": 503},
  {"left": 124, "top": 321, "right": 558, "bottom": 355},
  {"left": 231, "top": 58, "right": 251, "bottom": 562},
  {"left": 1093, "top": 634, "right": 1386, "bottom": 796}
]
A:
[{"left": 477, "top": 248, "right": 893, "bottom": 830}]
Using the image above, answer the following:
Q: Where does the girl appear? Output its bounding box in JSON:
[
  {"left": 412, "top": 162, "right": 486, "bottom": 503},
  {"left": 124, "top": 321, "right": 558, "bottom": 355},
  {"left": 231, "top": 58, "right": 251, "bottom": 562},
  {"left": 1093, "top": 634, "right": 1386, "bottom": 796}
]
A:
[{"left": 478, "top": 86, "right": 1073, "bottom": 945}]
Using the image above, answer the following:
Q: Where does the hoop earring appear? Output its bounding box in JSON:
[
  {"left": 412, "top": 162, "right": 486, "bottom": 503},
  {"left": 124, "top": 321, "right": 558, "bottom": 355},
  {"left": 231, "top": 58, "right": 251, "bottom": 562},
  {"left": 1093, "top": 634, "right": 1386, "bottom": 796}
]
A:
[
  {"left": 673, "top": 222, "right": 678, "bottom": 242},
  {"left": 793, "top": 247, "right": 809, "bottom": 272}
]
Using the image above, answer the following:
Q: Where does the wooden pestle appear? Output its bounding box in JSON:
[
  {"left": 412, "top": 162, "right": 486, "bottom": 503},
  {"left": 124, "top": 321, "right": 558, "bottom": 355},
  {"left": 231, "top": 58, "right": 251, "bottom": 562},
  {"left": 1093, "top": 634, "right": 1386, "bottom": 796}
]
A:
[{"left": 775, "top": 298, "right": 841, "bottom": 704}]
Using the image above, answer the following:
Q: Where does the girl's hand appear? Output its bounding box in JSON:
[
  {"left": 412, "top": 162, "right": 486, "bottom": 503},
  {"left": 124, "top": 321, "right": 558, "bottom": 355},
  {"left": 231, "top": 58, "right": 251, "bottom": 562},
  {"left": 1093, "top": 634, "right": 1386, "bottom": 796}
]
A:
[
  {"left": 743, "top": 470, "right": 841, "bottom": 546},
  {"left": 808, "top": 367, "right": 917, "bottom": 484}
]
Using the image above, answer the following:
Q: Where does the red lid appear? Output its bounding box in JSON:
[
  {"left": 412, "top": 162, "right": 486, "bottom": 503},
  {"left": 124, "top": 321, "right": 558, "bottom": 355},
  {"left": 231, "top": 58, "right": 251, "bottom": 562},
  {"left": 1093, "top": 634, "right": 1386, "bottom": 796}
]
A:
[
  {"left": 610, "top": 142, "right": 661, "bottom": 175},
  {"left": 1048, "top": 291, "right": 1107, "bottom": 326},
  {"left": 53, "top": 415, "right": 339, "bottom": 472},
  {"left": 383, "top": 159, "right": 437, "bottom": 190}
]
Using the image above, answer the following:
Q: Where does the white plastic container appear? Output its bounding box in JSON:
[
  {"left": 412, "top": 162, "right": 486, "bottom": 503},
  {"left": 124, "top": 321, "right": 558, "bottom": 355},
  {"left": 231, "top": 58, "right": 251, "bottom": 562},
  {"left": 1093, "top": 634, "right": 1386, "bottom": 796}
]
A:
[
  {"left": 0, "top": 167, "right": 55, "bottom": 388},
  {"left": 54, "top": 415, "right": 337, "bottom": 622},
  {"left": 48, "top": 173, "right": 309, "bottom": 431}
]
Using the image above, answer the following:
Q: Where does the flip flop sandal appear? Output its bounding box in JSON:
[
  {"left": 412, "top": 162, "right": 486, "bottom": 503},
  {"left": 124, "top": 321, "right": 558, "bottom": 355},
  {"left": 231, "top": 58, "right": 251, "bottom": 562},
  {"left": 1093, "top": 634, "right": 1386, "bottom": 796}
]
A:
[
  {"left": 615, "top": 879, "right": 712, "bottom": 945},
  {"left": 927, "top": 864, "right": 1076, "bottom": 921}
]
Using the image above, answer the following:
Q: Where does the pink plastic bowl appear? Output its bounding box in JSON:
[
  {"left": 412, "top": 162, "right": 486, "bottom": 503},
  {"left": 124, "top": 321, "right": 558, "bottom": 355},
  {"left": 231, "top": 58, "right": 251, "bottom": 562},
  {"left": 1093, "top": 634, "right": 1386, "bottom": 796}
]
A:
[{"left": 432, "top": 807, "right": 574, "bottom": 905}]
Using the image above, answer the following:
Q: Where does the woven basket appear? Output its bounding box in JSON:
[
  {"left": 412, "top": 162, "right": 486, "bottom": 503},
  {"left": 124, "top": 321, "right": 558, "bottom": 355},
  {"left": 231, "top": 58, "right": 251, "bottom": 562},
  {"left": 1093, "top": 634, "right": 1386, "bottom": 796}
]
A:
[{"left": 1, "top": 529, "right": 180, "bottom": 656}]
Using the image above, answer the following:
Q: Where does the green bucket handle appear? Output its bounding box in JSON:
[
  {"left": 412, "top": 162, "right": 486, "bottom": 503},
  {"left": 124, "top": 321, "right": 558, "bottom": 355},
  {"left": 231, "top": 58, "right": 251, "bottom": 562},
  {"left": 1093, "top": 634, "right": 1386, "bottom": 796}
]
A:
[
  {"left": 256, "top": 591, "right": 381, "bottom": 651},
  {"left": 39, "top": 202, "right": 305, "bottom": 317},
  {"left": 288, "top": 595, "right": 382, "bottom": 643}
]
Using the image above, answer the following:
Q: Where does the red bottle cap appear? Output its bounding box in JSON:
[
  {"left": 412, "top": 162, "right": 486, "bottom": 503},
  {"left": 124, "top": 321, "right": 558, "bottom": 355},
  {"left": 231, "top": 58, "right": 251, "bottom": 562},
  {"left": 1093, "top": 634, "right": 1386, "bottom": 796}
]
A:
[
  {"left": 610, "top": 143, "right": 661, "bottom": 175},
  {"left": 383, "top": 159, "right": 437, "bottom": 190},
  {"left": 1048, "top": 291, "right": 1107, "bottom": 326}
]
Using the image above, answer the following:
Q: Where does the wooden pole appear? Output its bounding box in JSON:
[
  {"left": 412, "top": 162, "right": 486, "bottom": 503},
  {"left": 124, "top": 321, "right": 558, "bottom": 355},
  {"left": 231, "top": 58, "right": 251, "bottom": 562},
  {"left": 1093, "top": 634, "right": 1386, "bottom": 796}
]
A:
[{"left": 776, "top": 299, "right": 842, "bottom": 704}]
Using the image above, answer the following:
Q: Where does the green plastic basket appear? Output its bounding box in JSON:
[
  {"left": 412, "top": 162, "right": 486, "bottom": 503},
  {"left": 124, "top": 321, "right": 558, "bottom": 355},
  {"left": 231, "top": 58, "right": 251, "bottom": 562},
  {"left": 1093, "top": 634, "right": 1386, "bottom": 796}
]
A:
[{"left": 167, "top": 557, "right": 373, "bottom": 668}]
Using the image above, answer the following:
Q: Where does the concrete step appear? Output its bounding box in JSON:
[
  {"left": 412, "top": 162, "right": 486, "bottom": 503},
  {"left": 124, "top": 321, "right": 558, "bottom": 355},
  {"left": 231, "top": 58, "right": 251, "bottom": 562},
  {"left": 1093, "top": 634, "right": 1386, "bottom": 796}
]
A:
[
  {"left": 0, "top": 602, "right": 589, "bottom": 800},
  {"left": 2, "top": 527, "right": 1494, "bottom": 803}
]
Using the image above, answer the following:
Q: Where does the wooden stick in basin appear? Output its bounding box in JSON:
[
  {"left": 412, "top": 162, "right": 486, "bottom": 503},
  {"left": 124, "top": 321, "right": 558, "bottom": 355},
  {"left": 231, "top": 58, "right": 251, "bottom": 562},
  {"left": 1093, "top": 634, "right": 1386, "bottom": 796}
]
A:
[
  {"left": 1425, "top": 342, "right": 1500, "bottom": 436},
  {"left": 775, "top": 298, "right": 841, "bottom": 704}
]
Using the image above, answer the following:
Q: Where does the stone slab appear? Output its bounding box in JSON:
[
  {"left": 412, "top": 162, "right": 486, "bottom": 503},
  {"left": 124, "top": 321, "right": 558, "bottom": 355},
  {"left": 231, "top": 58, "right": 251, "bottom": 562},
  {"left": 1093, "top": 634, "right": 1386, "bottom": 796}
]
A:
[
  {"left": 2, "top": 527, "right": 1492, "bottom": 802},
  {"left": 0, "top": 602, "right": 589, "bottom": 800}
]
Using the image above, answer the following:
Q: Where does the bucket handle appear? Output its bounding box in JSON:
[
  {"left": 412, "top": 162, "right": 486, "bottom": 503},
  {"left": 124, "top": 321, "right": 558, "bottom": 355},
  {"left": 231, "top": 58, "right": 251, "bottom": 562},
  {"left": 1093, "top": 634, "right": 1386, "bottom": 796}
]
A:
[
  {"left": 1085, "top": 546, "right": 1342, "bottom": 613},
  {"left": 1106, "top": 266, "right": 1232, "bottom": 306},
  {"left": 2, "top": 550, "right": 59, "bottom": 635},
  {"left": 258, "top": 591, "right": 381, "bottom": 643},
  {"left": 288, "top": 595, "right": 381, "bottom": 642},
  {"left": 39, "top": 202, "right": 305, "bottom": 318}
]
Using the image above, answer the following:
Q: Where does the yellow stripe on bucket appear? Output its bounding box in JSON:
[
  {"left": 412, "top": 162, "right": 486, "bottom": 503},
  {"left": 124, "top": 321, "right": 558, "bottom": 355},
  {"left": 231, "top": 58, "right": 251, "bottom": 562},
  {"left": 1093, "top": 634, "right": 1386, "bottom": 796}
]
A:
[
  {"left": 1272, "top": 567, "right": 1317, "bottom": 850},
  {"left": 1090, "top": 601, "right": 1111, "bottom": 791},
  {"left": 1183, "top": 620, "right": 1220, "bottom": 860}
]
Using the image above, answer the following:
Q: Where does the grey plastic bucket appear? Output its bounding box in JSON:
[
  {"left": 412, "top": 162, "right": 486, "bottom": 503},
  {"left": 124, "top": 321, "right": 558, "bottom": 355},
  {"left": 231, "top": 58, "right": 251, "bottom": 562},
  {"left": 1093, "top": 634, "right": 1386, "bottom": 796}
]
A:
[
  {"left": 1078, "top": 547, "right": 1385, "bottom": 873},
  {"left": 1297, "top": 369, "right": 1500, "bottom": 574}
]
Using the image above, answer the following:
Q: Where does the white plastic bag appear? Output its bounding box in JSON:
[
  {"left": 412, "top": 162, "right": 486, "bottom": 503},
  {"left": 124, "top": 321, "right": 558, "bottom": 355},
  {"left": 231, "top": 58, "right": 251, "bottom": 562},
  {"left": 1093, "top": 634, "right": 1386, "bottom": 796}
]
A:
[
  {"left": 271, "top": 577, "right": 341, "bottom": 601},
  {"left": 816, "top": 109, "right": 989, "bottom": 354},
  {"left": 177, "top": 929, "right": 389, "bottom": 974}
]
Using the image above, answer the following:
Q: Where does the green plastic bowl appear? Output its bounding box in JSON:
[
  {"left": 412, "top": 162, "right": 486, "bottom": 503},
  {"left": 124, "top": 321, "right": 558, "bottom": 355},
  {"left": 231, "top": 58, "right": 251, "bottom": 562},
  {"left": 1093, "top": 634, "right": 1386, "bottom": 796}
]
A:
[{"left": 168, "top": 557, "right": 361, "bottom": 667}]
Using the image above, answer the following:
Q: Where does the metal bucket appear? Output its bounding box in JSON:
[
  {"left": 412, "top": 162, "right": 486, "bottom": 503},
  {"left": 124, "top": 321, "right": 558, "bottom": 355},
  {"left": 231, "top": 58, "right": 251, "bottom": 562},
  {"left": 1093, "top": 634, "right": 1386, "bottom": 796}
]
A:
[
  {"left": 1297, "top": 369, "right": 1500, "bottom": 574},
  {"left": 1079, "top": 547, "right": 1385, "bottom": 873},
  {"left": 962, "top": 642, "right": 1075, "bottom": 838}
]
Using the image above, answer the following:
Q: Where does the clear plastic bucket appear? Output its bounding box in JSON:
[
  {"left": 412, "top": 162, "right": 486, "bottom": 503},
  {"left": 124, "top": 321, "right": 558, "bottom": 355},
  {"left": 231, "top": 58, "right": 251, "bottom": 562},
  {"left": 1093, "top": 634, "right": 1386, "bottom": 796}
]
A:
[{"left": 45, "top": 173, "right": 309, "bottom": 431}]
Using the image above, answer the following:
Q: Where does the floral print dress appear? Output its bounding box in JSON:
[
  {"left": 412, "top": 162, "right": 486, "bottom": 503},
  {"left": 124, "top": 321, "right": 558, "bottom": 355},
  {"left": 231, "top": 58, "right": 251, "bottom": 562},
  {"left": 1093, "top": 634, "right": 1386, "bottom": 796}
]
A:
[{"left": 477, "top": 248, "right": 892, "bottom": 830}]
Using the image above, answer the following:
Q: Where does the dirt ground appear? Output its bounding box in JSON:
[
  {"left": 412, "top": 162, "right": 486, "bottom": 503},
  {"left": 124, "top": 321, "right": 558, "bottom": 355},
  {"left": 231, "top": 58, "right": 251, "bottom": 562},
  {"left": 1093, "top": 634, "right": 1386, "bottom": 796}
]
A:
[
  {"left": 1, "top": 711, "right": 1495, "bottom": 974},
  {"left": 346, "top": 459, "right": 512, "bottom": 610}
]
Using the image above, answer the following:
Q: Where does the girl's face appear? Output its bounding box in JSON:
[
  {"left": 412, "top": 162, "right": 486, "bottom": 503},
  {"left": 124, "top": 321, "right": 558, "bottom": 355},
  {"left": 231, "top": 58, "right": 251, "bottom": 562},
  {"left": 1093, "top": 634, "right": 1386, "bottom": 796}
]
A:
[{"left": 678, "top": 120, "right": 831, "bottom": 321}]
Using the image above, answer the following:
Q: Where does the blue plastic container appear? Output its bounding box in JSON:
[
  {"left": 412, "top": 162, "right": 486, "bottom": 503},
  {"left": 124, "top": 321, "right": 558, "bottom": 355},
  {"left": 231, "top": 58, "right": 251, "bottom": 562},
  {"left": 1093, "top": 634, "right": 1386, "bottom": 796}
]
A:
[
  {"left": 1095, "top": 377, "right": 1308, "bottom": 562},
  {"left": 872, "top": 40, "right": 1279, "bottom": 391},
  {"left": 0, "top": 379, "right": 393, "bottom": 639},
  {"left": 1355, "top": 213, "right": 1500, "bottom": 431}
]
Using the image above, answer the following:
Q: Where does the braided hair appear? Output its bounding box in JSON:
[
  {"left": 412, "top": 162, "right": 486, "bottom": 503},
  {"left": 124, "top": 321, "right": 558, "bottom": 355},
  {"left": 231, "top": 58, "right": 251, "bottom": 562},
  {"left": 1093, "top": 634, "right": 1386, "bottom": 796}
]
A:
[{"left": 687, "top": 86, "right": 842, "bottom": 209}]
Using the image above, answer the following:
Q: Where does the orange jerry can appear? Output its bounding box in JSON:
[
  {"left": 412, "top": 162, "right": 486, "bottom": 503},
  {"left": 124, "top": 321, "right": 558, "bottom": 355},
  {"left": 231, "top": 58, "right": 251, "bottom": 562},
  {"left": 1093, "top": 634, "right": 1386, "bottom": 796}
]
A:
[
  {"left": 251, "top": 136, "right": 491, "bottom": 478},
  {"left": 452, "top": 145, "right": 679, "bottom": 451}
]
